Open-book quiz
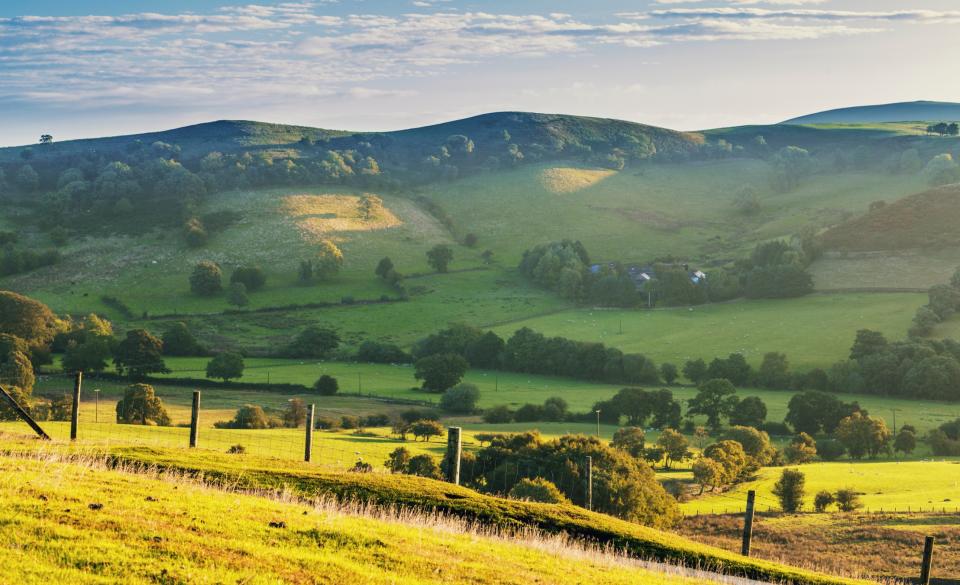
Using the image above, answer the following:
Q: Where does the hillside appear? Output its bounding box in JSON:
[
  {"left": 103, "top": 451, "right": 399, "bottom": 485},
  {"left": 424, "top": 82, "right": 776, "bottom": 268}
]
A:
[
  {"left": 0, "top": 436, "right": 868, "bottom": 585},
  {"left": 784, "top": 101, "right": 960, "bottom": 125},
  {"left": 821, "top": 184, "right": 960, "bottom": 251}
]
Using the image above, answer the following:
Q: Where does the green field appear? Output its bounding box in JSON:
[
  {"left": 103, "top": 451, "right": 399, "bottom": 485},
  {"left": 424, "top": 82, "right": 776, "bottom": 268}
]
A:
[
  {"left": 681, "top": 460, "right": 960, "bottom": 515},
  {"left": 489, "top": 293, "right": 925, "bottom": 370}
]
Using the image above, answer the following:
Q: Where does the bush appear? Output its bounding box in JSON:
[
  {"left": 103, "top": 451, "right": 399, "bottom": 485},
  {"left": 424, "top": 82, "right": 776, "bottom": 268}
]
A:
[
  {"left": 218, "top": 404, "right": 269, "bottom": 429},
  {"left": 482, "top": 405, "right": 513, "bottom": 423},
  {"left": 286, "top": 326, "right": 340, "bottom": 358},
  {"left": 760, "top": 421, "right": 791, "bottom": 436},
  {"left": 313, "top": 375, "right": 339, "bottom": 395},
  {"left": 385, "top": 447, "right": 412, "bottom": 473},
  {"left": 340, "top": 415, "right": 361, "bottom": 430},
  {"left": 230, "top": 266, "right": 266, "bottom": 292},
  {"left": 357, "top": 340, "right": 409, "bottom": 363},
  {"left": 514, "top": 403, "right": 545, "bottom": 422},
  {"left": 314, "top": 416, "right": 340, "bottom": 430},
  {"left": 814, "top": 490, "right": 835, "bottom": 513},
  {"left": 508, "top": 478, "right": 569, "bottom": 504},
  {"left": 115, "top": 384, "right": 171, "bottom": 426},
  {"left": 835, "top": 489, "right": 863, "bottom": 512},
  {"left": 227, "top": 444, "right": 246, "bottom": 454},
  {"left": 439, "top": 383, "right": 480, "bottom": 413},
  {"left": 406, "top": 454, "right": 442, "bottom": 479},
  {"left": 783, "top": 432, "right": 817, "bottom": 464},
  {"left": 282, "top": 398, "right": 307, "bottom": 428},
  {"left": 772, "top": 469, "right": 805, "bottom": 513},
  {"left": 161, "top": 322, "right": 204, "bottom": 356},
  {"left": 411, "top": 419, "right": 444, "bottom": 441}
]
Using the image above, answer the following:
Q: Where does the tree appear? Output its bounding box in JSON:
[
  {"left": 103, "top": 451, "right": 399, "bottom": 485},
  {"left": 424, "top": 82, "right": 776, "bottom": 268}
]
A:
[
  {"left": 610, "top": 427, "right": 646, "bottom": 458},
  {"left": 784, "top": 432, "right": 817, "bottom": 464},
  {"left": 314, "top": 240, "right": 344, "bottom": 280},
  {"left": 0, "top": 350, "right": 34, "bottom": 420},
  {"left": 411, "top": 419, "right": 444, "bottom": 442},
  {"left": 903, "top": 355, "right": 960, "bottom": 401},
  {"left": 722, "top": 426, "right": 775, "bottom": 467},
  {"left": 814, "top": 490, "right": 835, "bottom": 513},
  {"left": 707, "top": 353, "right": 752, "bottom": 385},
  {"left": 728, "top": 396, "right": 767, "bottom": 428},
  {"left": 771, "top": 146, "right": 812, "bottom": 192},
  {"left": 483, "top": 405, "right": 513, "bottom": 423},
  {"left": 206, "top": 352, "right": 244, "bottom": 381},
  {"left": 481, "top": 250, "right": 494, "bottom": 265},
  {"left": 660, "top": 363, "right": 678, "bottom": 385},
  {"left": 227, "top": 282, "right": 249, "bottom": 308},
  {"left": 15, "top": 164, "right": 39, "bottom": 192},
  {"left": 406, "top": 454, "right": 442, "bottom": 479},
  {"left": 414, "top": 353, "right": 468, "bottom": 392},
  {"left": 115, "top": 384, "right": 171, "bottom": 426},
  {"left": 785, "top": 390, "right": 853, "bottom": 435},
  {"left": 757, "top": 352, "right": 790, "bottom": 389},
  {"left": 426, "top": 244, "right": 454, "bottom": 273},
  {"left": 683, "top": 358, "right": 708, "bottom": 384},
  {"left": 0, "top": 291, "right": 61, "bottom": 348},
  {"left": 230, "top": 266, "right": 266, "bottom": 292},
  {"left": 161, "top": 322, "right": 203, "bottom": 356},
  {"left": 834, "top": 412, "right": 890, "bottom": 459},
  {"left": 313, "top": 375, "right": 338, "bottom": 395},
  {"left": 286, "top": 326, "right": 340, "bottom": 358},
  {"left": 385, "top": 447, "right": 412, "bottom": 473},
  {"left": 39, "top": 134, "right": 53, "bottom": 144},
  {"left": 687, "top": 378, "right": 739, "bottom": 431},
  {"left": 463, "top": 233, "right": 479, "bottom": 248},
  {"left": 282, "top": 398, "right": 307, "bottom": 428},
  {"left": 703, "top": 440, "right": 748, "bottom": 485},
  {"left": 772, "top": 469, "right": 805, "bottom": 513},
  {"left": 190, "top": 261, "right": 223, "bottom": 296},
  {"left": 439, "top": 383, "right": 480, "bottom": 413},
  {"left": 692, "top": 458, "right": 724, "bottom": 494},
  {"left": 835, "top": 488, "right": 863, "bottom": 512},
  {"left": 114, "top": 329, "right": 169, "bottom": 379},
  {"left": 850, "top": 329, "right": 888, "bottom": 362},
  {"left": 893, "top": 427, "right": 917, "bottom": 455},
  {"left": 656, "top": 429, "right": 690, "bottom": 469},
  {"left": 62, "top": 335, "right": 112, "bottom": 373},
  {"left": 375, "top": 257, "right": 394, "bottom": 279},
  {"left": 733, "top": 185, "right": 762, "bottom": 215},
  {"left": 509, "top": 478, "right": 569, "bottom": 504}
]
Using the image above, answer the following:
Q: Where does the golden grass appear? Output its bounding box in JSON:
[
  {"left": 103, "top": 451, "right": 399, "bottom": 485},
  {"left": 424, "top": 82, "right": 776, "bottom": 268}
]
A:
[
  {"left": 280, "top": 193, "right": 402, "bottom": 242},
  {"left": 539, "top": 167, "right": 617, "bottom": 194},
  {"left": 0, "top": 447, "right": 742, "bottom": 585}
]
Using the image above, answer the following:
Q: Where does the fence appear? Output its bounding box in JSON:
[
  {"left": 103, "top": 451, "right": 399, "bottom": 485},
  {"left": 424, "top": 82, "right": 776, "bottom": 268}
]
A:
[{"left": 0, "top": 373, "right": 947, "bottom": 584}]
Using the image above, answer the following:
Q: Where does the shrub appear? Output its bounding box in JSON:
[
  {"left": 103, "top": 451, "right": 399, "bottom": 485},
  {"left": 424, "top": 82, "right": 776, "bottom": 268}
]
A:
[
  {"left": 411, "top": 419, "right": 444, "bottom": 441},
  {"left": 218, "top": 404, "right": 269, "bottom": 429},
  {"left": 385, "top": 447, "right": 412, "bottom": 473},
  {"left": 406, "top": 454, "right": 442, "bottom": 479},
  {"left": 227, "top": 444, "right": 246, "bottom": 454},
  {"left": 115, "top": 384, "right": 171, "bottom": 426},
  {"left": 783, "top": 432, "right": 817, "bottom": 464},
  {"left": 772, "top": 469, "right": 805, "bottom": 513},
  {"left": 482, "top": 405, "right": 513, "bottom": 423},
  {"left": 508, "top": 478, "right": 569, "bottom": 504},
  {"left": 314, "top": 416, "right": 340, "bottom": 430},
  {"left": 230, "top": 266, "right": 266, "bottom": 292},
  {"left": 356, "top": 340, "right": 409, "bottom": 363},
  {"left": 835, "top": 488, "right": 863, "bottom": 512},
  {"left": 286, "top": 326, "right": 340, "bottom": 358},
  {"left": 350, "top": 460, "right": 373, "bottom": 473},
  {"left": 161, "top": 322, "right": 204, "bottom": 356},
  {"left": 514, "top": 403, "right": 545, "bottom": 422},
  {"left": 814, "top": 490, "right": 835, "bottom": 513},
  {"left": 610, "top": 427, "right": 646, "bottom": 458},
  {"left": 439, "top": 383, "right": 480, "bottom": 413},
  {"left": 282, "top": 398, "right": 307, "bottom": 428},
  {"left": 340, "top": 415, "right": 361, "bottom": 430},
  {"left": 313, "top": 375, "right": 339, "bottom": 395}
]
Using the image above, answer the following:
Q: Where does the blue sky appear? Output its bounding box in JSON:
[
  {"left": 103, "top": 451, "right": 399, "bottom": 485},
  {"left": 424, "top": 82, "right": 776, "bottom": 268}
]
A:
[{"left": 1, "top": 0, "right": 959, "bottom": 145}]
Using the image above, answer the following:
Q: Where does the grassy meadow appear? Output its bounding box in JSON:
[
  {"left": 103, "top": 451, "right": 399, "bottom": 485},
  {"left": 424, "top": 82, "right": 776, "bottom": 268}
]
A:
[
  {"left": 488, "top": 293, "right": 925, "bottom": 370},
  {"left": 0, "top": 452, "right": 728, "bottom": 585}
]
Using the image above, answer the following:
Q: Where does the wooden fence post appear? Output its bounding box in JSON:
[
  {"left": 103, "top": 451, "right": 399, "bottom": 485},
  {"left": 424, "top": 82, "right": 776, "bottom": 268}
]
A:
[
  {"left": 0, "top": 384, "right": 50, "bottom": 440},
  {"left": 189, "top": 391, "right": 200, "bottom": 448},
  {"left": 70, "top": 371, "right": 82, "bottom": 441},
  {"left": 304, "top": 404, "right": 315, "bottom": 462},
  {"left": 741, "top": 490, "right": 756, "bottom": 556},
  {"left": 920, "top": 536, "right": 935, "bottom": 585},
  {"left": 586, "top": 455, "right": 593, "bottom": 511},
  {"left": 446, "top": 426, "right": 462, "bottom": 485}
]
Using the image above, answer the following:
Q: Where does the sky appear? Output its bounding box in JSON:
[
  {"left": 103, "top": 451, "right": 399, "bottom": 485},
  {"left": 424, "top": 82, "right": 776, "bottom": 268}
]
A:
[{"left": 1, "top": 0, "right": 959, "bottom": 146}]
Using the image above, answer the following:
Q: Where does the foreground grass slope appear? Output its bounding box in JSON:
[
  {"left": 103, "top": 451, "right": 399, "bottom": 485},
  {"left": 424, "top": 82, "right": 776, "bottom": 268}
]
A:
[
  {"left": 0, "top": 450, "right": 725, "bottom": 585},
  {"left": 0, "top": 436, "right": 867, "bottom": 585}
]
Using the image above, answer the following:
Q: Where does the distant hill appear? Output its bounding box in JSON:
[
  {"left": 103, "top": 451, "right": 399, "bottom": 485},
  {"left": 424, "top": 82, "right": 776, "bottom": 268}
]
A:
[
  {"left": 821, "top": 184, "right": 960, "bottom": 251},
  {"left": 784, "top": 101, "right": 960, "bottom": 125},
  {"left": 0, "top": 112, "right": 704, "bottom": 164}
]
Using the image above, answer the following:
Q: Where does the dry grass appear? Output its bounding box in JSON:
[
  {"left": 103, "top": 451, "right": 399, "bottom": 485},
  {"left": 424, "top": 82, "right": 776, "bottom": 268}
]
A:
[
  {"left": 280, "top": 193, "right": 402, "bottom": 242},
  {"left": 679, "top": 511, "right": 959, "bottom": 583},
  {"left": 0, "top": 444, "right": 759, "bottom": 585},
  {"left": 539, "top": 167, "right": 617, "bottom": 194}
]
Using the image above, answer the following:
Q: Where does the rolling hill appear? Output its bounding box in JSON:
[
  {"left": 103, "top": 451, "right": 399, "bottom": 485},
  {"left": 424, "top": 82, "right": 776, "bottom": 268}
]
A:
[{"left": 784, "top": 100, "right": 960, "bottom": 125}]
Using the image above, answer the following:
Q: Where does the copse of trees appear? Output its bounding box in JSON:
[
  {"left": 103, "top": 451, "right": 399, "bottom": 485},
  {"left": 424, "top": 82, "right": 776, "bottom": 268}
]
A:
[
  {"left": 468, "top": 432, "right": 680, "bottom": 528},
  {"left": 592, "top": 387, "right": 681, "bottom": 429},
  {"left": 743, "top": 240, "right": 814, "bottom": 299}
]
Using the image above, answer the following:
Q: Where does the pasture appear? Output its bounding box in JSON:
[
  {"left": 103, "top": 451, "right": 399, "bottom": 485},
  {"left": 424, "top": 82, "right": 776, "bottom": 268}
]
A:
[{"left": 488, "top": 293, "right": 925, "bottom": 370}]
